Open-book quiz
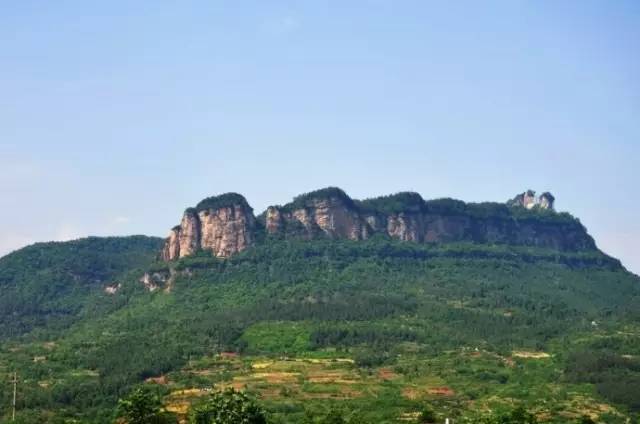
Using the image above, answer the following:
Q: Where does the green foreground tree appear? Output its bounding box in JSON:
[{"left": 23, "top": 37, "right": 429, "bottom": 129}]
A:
[
  {"left": 117, "top": 386, "right": 174, "bottom": 424},
  {"left": 189, "top": 388, "right": 267, "bottom": 424},
  {"left": 418, "top": 406, "right": 437, "bottom": 423}
]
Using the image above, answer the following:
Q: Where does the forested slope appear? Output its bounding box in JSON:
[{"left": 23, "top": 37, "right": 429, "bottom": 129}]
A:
[
  {"left": 0, "top": 236, "right": 163, "bottom": 340},
  {"left": 0, "top": 236, "right": 638, "bottom": 422}
]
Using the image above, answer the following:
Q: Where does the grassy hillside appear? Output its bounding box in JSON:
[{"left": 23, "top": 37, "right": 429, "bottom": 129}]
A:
[{"left": 0, "top": 237, "right": 638, "bottom": 422}]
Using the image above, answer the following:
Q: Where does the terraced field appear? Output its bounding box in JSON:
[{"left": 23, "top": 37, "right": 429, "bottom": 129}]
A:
[{"left": 153, "top": 343, "right": 629, "bottom": 423}]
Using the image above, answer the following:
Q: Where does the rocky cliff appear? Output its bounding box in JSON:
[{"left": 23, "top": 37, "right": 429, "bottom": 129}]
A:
[
  {"left": 265, "top": 188, "right": 369, "bottom": 240},
  {"left": 161, "top": 188, "right": 596, "bottom": 261},
  {"left": 161, "top": 193, "right": 255, "bottom": 260}
]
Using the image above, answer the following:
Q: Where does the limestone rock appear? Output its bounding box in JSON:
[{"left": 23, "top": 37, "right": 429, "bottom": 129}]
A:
[
  {"left": 161, "top": 193, "right": 255, "bottom": 260},
  {"left": 265, "top": 206, "right": 283, "bottom": 234},
  {"left": 161, "top": 227, "right": 181, "bottom": 261},
  {"left": 104, "top": 283, "right": 121, "bottom": 295},
  {"left": 199, "top": 204, "right": 255, "bottom": 257},
  {"left": 508, "top": 190, "right": 555, "bottom": 210},
  {"left": 161, "top": 187, "right": 593, "bottom": 262},
  {"left": 178, "top": 209, "right": 200, "bottom": 258},
  {"left": 266, "top": 188, "right": 370, "bottom": 240}
]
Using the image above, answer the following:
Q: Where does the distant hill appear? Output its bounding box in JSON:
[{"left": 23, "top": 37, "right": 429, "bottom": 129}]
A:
[{"left": 0, "top": 236, "right": 163, "bottom": 339}]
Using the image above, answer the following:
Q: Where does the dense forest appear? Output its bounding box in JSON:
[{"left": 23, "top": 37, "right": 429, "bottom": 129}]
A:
[{"left": 0, "top": 236, "right": 163, "bottom": 339}]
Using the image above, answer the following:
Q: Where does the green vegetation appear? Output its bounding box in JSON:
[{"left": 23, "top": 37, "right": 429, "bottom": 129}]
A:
[
  {"left": 242, "top": 322, "right": 312, "bottom": 355},
  {"left": 473, "top": 406, "right": 538, "bottom": 423},
  {"left": 279, "top": 187, "right": 357, "bottom": 212},
  {"left": 0, "top": 236, "right": 638, "bottom": 422},
  {"left": 117, "top": 386, "right": 175, "bottom": 424},
  {"left": 0, "top": 236, "right": 162, "bottom": 339},
  {"left": 418, "top": 406, "right": 437, "bottom": 423},
  {"left": 356, "top": 192, "right": 425, "bottom": 214},
  {"left": 565, "top": 349, "right": 640, "bottom": 410},
  {"left": 189, "top": 388, "right": 266, "bottom": 424},
  {"left": 194, "top": 193, "right": 253, "bottom": 213}
]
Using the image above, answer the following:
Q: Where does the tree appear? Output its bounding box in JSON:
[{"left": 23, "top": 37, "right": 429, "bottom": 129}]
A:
[
  {"left": 301, "top": 407, "right": 366, "bottom": 424},
  {"left": 507, "top": 406, "right": 537, "bottom": 423},
  {"left": 117, "top": 386, "right": 172, "bottom": 424},
  {"left": 189, "top": 388, "right": 266, "bottom": 424},
  {"left": 418, "top": 406, "right": 437, "bottom": 423},
  {"left": 474, "top": 406, "right": 539, "bottom": 424},
  {"left": 320, "top": 409, "right": 346, "bottom": 424}
]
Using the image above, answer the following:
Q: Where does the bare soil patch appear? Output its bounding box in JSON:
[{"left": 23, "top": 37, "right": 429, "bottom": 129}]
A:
[
  {"left": 145, "top": 375, "right": 168, "bottom": 385},
  {"left": 512, "top": 351, "right": 551, "bottom": 359},
  {"left": 378, "top": 368, "right": 399, "bottom": 380},
  {"left": 427, "top": 386, "right": 455, "bottom": 396}
]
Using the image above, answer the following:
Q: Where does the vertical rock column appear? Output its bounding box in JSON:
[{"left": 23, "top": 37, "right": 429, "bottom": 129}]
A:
[{"left": 161, "top": 194, "right": 256, "bottom": 261}]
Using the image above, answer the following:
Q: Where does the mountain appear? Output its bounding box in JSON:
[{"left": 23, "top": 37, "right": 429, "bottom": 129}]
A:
[
  {"left": 0, "top": 189, "right": 638, "bottom": 423},
  {"left": 161, "top": 188, "right": 596, "bottom": 261}
]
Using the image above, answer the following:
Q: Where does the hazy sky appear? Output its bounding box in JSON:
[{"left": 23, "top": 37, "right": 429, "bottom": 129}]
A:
[{"left": 1, "top": 1, "right": 638, "bottom": 274}]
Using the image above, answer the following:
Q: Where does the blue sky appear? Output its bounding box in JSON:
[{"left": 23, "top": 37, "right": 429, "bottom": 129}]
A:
[{"left": 1, "top": 1, "right": 638, "bottom": 274}]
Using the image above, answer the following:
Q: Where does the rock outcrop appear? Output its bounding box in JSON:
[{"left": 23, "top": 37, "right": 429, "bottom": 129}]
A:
[
  {"left": 161, "top": 193, "right": 255, "bottom": 260},
  {"left": 104, "top": 283, "right": 121, "bottom": 295},
  {"left": 265, "top": 188, "right": 369, "bottom": 240},
  {"left": 161, "top": 188, "right": 595, "bottom": 261},
  {"left": 508, "top": 190, "right": 555, "bottom": 210}
]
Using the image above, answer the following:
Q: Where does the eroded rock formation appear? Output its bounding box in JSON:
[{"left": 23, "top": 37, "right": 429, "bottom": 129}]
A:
[
  {"left": 265, "top": 191, "right": 369, "bottom": 240},
  {"left": 508, "top": 190, "right": 555, "bottom": 210},
  {"left": 161, "top": 188, "right": 594, "bottom": 261},
  {"left": 161, "top": 193, "right": 255, "bottom": 260}
]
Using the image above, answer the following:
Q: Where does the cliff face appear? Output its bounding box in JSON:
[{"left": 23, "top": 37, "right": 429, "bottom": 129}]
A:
[
  {"left": 161, "top": 188, "right": 596, "bottom": 261},
  {"left": 161, "top": 228, "right": 181, "bottom": 261},
  {"left": 161, "top": 194, "right": 255, "bottom": 260},
  {"left": 199, "top": 205, "right": 255, "bottom": 257},
  {"left": 179, "top": 210, "right": 200, "bottom": 257},
  {"left": 266, "top": 194, "right": 369, "bottom": 240}
]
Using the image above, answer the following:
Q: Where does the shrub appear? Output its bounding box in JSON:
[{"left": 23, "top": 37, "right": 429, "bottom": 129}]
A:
[{"left": 418, "top": 406, "right": 437, "bottom": 423}]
